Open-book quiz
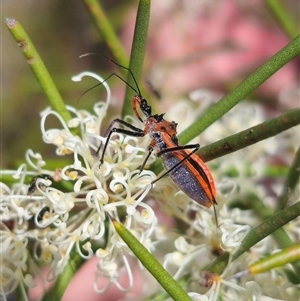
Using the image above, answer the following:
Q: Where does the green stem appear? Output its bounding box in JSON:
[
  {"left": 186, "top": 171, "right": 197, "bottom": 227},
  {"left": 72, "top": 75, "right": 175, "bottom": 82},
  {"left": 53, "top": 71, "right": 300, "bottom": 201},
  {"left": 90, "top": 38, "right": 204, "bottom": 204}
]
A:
[
  {"left": 197, "top": 108, "right": 300, "bottom": 162},
  {"left": 178, "top": 35, "right": 300, "bottom": 145},
  {"left": 264, "top": 0, "right": 299, "bottom": 38},
  {"left": 111, "top": 216, "right": 192, "bottom": 301},
  {"left": 122, "top": 0, "right": 151, "bottom": 118},
  {"left": 81, "top": 0, "right": 128, "bottom": 67},
  {"left": 42, "top": 246, "right": 85, "bottom": 301},
  {"left": 6, "top": 18, "right": 72, "bottom": 123},
  {"left": 246, "top": 194, "right": 294, "bottom": 247}
]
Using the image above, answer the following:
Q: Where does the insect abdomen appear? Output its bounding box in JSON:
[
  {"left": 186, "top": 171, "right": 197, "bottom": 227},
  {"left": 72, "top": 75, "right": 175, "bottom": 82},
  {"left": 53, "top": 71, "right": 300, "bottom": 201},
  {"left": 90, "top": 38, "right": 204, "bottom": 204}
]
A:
[{"left": 161, "top": 155, "right": 214, "bottom": 207}]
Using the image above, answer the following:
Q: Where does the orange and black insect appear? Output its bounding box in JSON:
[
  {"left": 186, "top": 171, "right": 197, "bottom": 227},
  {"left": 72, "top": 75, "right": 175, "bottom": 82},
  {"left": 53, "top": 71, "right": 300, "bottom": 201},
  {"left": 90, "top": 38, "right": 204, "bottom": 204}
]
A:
[{"left": 96, "top": 57, "right": 217, "bottom": 210}]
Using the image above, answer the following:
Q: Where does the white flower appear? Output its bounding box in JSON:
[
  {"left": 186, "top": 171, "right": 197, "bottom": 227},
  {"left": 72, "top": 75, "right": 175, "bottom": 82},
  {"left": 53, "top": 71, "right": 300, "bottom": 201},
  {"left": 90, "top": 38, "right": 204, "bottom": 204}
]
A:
[
  {"left": 0, "top": 71, "right": 158, "bottom": 299},
  {"left": 193, "top": 271, "right": 288, "bottom": 301},
  {"left": 0, "top": 221, "right": 44, "bottom": 301},
  {"left": 2, "top": 69, "right": 298, "bottom": 301}
]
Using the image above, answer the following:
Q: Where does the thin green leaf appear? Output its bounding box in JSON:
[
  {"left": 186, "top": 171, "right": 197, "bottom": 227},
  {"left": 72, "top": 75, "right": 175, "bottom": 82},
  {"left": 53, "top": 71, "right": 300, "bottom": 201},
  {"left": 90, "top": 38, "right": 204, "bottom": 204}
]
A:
[
  {"left": 230, "top": 243, "right": 300, "bottom": 279},
  {"left": 248, "top": 243, "right": 300, "bottom": 274},
  {"left": 111, "top": 216, "right": 192, "bottom": 301},
  {"left": 178, "top": 34, "right": 300, "bottom": 145},
  {"left": 206, "top": 251, "right": 230, "bottom": 275},
  {"left": 264, "top": 0, "right": 299, "bottom": 38},
  {"left": 122, "top": 0, "right": 151, "bottom": 118},
  {"left": 197, "top": 108, "right": 300, "bottom": 162},
  {"left": 278, "top": 146, "right": 300, "bottom": 210},
  {"left": 81, "top": 0, "right": 128, "bottom": 67},
  {"left": 6, "top": 18, "right": 72, "bottom": 123}
]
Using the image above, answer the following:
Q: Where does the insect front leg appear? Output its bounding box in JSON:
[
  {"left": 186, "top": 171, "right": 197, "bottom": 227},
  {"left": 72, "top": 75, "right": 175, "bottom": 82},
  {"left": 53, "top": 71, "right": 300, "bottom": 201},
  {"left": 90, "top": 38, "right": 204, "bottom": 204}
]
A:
[
  {"left": 97, "top": 118, "right": 145, "bottom": 165},
  {"left": 139, "top": 145, "right": 154, "bottom": 174}
]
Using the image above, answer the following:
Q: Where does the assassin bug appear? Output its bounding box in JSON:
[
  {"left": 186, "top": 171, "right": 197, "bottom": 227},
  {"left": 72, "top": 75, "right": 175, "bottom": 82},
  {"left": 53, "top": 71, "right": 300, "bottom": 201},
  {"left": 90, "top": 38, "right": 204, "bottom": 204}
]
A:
[{"left": 96, "top": 57, "right": 217, "bottom": 210}]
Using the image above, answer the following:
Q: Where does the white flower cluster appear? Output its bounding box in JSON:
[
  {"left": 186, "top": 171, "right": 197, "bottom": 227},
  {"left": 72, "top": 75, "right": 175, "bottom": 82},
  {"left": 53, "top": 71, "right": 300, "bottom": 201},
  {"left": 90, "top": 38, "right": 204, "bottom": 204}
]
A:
[
  {"left": 0, "top": 72, "right": 158, "bottom": 300},
  {"left": 0, "top": 77, "right": 298, "bottom": 301}
]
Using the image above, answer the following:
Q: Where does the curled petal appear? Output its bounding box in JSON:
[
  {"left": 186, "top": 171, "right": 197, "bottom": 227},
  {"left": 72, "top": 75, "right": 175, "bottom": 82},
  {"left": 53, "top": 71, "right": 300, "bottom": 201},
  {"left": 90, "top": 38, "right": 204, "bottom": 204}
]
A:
[
  {"left": 76, "top": 241, "right": 93, "bottom": 259},
  {"left": 221, "top": 223, "right": 250, "bottom": 252},
  {"left": 174, "top": 237, "right": 196, "bottom": 254}
]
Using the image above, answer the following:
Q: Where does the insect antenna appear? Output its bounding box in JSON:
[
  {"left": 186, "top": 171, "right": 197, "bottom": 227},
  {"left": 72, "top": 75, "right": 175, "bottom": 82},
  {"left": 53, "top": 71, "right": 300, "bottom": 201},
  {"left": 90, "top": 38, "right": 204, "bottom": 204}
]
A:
[
  {"left": 79, "top": 54, "right": 152, "bottom": 123},
  {"left": 102, "top": 55, "right": 143, "bottom": 97},
  {"left": 79, "top": 53, "right": 142, "bottom": 97},
  {"left": 102, "top": 57, "right": 157, "bottom": 120},
  {"left": 77, "top": 71, "right": 138, "bottom": 104}
]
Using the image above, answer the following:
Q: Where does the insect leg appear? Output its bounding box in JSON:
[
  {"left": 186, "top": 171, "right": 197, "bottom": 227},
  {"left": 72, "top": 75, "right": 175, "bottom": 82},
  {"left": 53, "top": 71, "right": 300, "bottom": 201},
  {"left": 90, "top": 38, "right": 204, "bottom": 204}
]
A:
[
  {"left": 139, "top": 146, "right": 154, "bottom": 173},
  {"left": 157, "top": 143, "right": 200, "bottom": 157},
  {"left": 96, "top": 118, "right": 143, "bottom": 155},
  {"left": 151, "top": 144, "right": 200, "bottom": 185},
  {"left": 97, "top": 118, "right": 144, "bottom": 164}
]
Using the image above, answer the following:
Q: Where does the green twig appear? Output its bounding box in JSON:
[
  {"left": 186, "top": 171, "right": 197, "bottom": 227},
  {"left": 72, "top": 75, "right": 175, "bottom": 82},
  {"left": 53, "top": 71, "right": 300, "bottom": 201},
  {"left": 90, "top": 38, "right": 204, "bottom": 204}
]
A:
[
  {"left": 245, "top": 193, "right": 295, "bottom": 248},
  {"left": 178, "top": 35, "right": 300, "bottom": 145},
  {"left": 81, "top": 0, "right": 128, "bottom": 67},
  {"left": 122, "top": 0, "right": 151, "bottom": 118},
  {"left": 6, "top": 18, "right": 72, "bottom": 123},
  {"left": 248, "top": 194, "right": 300, "bottom": 277},
  {"left": 233, "top": 201, "right": 300, "bottom": 261},
  {"left": 197, "top": 108, "right": 300, "bottom": 162}
]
